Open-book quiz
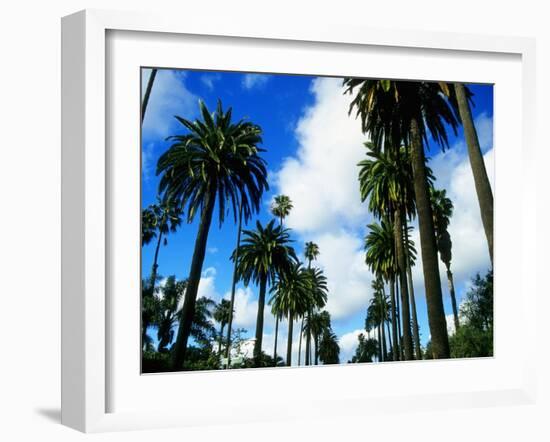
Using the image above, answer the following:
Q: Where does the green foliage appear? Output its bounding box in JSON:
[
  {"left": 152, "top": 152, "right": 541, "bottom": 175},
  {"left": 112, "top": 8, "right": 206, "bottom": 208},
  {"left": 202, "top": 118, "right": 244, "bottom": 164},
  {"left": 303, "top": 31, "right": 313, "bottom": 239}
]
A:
[
  {"left": 234, "top": 219, "right": 298, "bottom": 287},
  {"left": 426, "top": 270, "right": 493, "bottom": 359},
  {"left": 349, "top": 333, "right": 378, "bottom": 363},
  {"left": 319, "top": 330, "right": 340, "bottom": 364},
  {"left": 157, "top": 276, "right": 186, "bottom": 352},
  {"left": 271, "top": 195, "right": 293, "bottom": 223},
  {"left": 157, "top": 100, "right": 269, "bottom": 226}
]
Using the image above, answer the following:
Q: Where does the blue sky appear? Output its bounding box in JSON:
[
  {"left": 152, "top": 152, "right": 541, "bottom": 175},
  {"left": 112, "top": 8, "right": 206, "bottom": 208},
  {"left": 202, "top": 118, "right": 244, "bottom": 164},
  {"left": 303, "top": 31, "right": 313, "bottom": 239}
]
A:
[{"left": 141, "top": 68, "right": 494, "bottom": 364}]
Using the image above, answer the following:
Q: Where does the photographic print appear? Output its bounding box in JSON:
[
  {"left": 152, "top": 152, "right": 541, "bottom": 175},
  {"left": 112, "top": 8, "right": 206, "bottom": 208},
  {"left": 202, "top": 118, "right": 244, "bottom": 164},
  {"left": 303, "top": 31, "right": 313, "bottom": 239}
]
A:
[{"left": 141, "top": 68, "right": 494, "bottom": 373}]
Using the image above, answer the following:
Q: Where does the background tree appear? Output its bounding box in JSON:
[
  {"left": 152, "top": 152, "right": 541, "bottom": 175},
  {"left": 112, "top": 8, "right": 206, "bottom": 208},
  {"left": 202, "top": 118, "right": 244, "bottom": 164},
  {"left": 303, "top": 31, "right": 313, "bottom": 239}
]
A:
[
  {"left": 234, "top": 220, "right": 298, "bottom": 366},
  {"left": 157, "top": 276, "right": 186, "bottom": 353},
  {"left": 430, "top": 187, "right": 460, "bottom": 330},
  {"left": 269, "top": 194, "right": 293, "bottom": 363},
  {"left": 271, "top": 195, "right": 293, "bottom": 227},
  {"left": 318, "top": 330, "right": 340, "bottom": 365},
  {"left": 157, "top": 100, "right": 269, "bottom": 369},
  {"left": 213, "top": 299, "right": 232, "bottom": 357},
  {"left": 303, "top": 241, "right": 321, "bottom": 366},
  {"left": 349, "top": 333, "right": 378, "bottom": 363},
  {"left": 269, "top": 263, "right": 312, "bottom": 366}
]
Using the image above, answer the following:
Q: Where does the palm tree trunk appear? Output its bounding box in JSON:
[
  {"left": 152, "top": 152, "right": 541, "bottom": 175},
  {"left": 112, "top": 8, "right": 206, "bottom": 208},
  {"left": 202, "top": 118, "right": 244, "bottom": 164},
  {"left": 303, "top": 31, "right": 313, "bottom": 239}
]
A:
[
  {"left": 286, "top": 314, "right": 294, "bottom": 366},
  {"left": 379, "top": 307, "right": 387, "bottom": 361},
  {"left": 225, "top": 203, "right": 243, "bottom": 364},
  {"left": 218, "top": 324, "right": 225, "bottom": 356},
  {"left": 376, "top": 323, "right": 384, "bottom": 362},
  {"left": 395, "top": 277, "right": 403, "bottom": 359},
  {"left": 314, "top": 335, "right": 319, "bottom": 365},
  {"left": 446, "top": 267, "right": 460, "bottom": 331},
  {"left": 273, "top": 316, "right": 279, "bottom": 366},
  {"left": 404, "top": 220, "right": 422, "bottom": 360},
  {"left": 410, "top": 117, "right": 450, "bottom": 359},
  {"left": 253, "top": 275, "right": 268, "bottom": 366},
  {"left": 305, "top": 314, "right": 311, "bottom": 366},
  {"left": 386, "top": 320, "right": 392, "bottom": 360},
  {"left": 172, "top": 189, "right": 216, "bottom": 369},
  {"left": 142, "top": 230, "right": 163, "bottom": 348},
  {"left": 389, "top": 277, "right": 399, "bottom": 361},
  {"left": 394, "top": 207, "right": 414, "bottom": 360},
  {"left": 298, "top": 318, "right": 304, "bottom": 365},
  {"left": 141, "top": 68, "right": 157, "bottom": 124},
  {"left": 454, "top": 83, "right": 493, "bottom": 265}
]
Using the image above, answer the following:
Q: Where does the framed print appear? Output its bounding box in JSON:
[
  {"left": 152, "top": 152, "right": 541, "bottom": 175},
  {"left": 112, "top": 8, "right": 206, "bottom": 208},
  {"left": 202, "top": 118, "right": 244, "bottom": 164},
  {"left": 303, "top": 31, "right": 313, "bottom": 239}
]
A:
[{"left": 61, "top": 9, "right": 537, "bottom": 433}]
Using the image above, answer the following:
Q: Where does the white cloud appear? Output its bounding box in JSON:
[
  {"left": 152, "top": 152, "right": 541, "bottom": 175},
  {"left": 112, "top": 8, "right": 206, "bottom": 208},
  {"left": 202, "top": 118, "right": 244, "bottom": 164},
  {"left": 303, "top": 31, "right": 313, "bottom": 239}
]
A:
[
  {"left": 200, "top": 73, "right": 221, "bottom": 91},
  {"left": 313, "top": 230, "right": 374, "bottom": 320},
  {"left": 273, "top": 77, "right": 373, "bottom": 322},
  {"left": 274, "top": 77, "right": 368, "bottom": 234},
  {"left": 141, "top": 68, "right": 198, "bottom": 139},
  {"left": 241, "top": 73, "right": 270, "bottom": 90},
  {"left": 338, "top": 329, "right": 364, "bottom": 363},
  {"left": 141, "top": 142, "right": 155, "bottom": 181}
]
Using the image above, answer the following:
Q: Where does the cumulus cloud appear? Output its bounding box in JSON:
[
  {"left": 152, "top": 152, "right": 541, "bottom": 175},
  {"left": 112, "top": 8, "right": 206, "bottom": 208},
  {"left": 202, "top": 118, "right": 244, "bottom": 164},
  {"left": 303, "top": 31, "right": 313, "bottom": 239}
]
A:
[
  {"left": 241, "top": 73, "right": 270, "bottom": 90},
  {"left": 274, "top": 77, "right": 368, "bottom": 233},
  {"left": 141, "top": 68, "right": 198, "bottom": 139},
  {"left": 338, "top": 329, "right": 364, "bottom": 363}
]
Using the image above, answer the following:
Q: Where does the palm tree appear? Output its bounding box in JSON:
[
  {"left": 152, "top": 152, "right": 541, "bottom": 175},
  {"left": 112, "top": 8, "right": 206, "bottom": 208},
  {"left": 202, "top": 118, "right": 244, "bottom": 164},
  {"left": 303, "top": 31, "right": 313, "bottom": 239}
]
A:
[
  {"left": 318, "top": 330, "right": 340, "bottom": 365},
  {"left": 345, "top": 79, "right": 459, "bottom": 359},
  {"left": 304, "top": 310, "right": 331, "bottom": 365},
  {"left": 430, "top": 187, "right": 460, "bottom": 331},
  {"left": 233, "top": 220, "right": 298, "bottom": 366},
  {"left": 142, "top": 199, "right": 182, "bottom": 290},
  {"left": 269, "top": 194, "right": 293, "bottom": 363},
  {"left": 157, "top": 100, "right": 269, "bottom": 369},
  {"left": 269, "top": 263, "right": 312, "bottom": 366},
  {"left": 190, "top": 297, "right": 217, "bottom": 349},
  {"left": 452, "top": 83, "right": 493, "bottom": 264},
  {"left": 303, "top": 241, "right": 321, "bottom": 366},
  {"left": 366, "top": 281, "right": 389, "bottom": 361},
  {"left": 157, "top": 277, "right": 186, "bottom": 352},
  {"left": 364, "top": 219, "right": 399, "bottom": 361},
  {"left": 350, "top": 333, "right": 378, "bottom": 363},
  {"left": 141, "top": 68, "right": 157, "bottom": 124},
  {"left": 141, "top": 199, "right": 182, "bottom": 347},
  {"left": 213, "top": 299, "right": 233, "bottom": 356},
  {"left": 271, "top": 195, "right": 293, "bottom": 227},
  {"left": 358, "top": 144, "right": 424, "bottom": 360}
]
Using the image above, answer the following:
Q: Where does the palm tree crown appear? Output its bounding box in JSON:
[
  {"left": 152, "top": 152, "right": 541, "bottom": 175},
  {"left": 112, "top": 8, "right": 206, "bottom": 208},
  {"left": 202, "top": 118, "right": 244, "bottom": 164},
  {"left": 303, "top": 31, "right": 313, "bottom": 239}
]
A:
[
  {"left": 271, "top": 194, "right": 293, "bottom": 225},
  {"left": 157, "top": 99, "right": 269, "bottom": 225}
]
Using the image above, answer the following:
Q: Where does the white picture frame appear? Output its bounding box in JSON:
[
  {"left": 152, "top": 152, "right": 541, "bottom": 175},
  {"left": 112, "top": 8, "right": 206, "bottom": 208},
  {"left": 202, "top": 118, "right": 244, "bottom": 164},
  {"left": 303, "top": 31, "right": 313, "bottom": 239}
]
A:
[{"left": 61, "top": 9, "right": 537, "bottom": 433}]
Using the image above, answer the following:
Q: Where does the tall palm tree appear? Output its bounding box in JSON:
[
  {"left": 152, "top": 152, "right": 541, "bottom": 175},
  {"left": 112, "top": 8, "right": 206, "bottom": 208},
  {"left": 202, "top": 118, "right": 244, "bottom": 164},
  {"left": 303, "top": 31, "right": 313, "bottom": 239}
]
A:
[
  {"left": 345, "top": 79, "right": 459, "bottom": 359},
  {"left": 157, "top": 277, "right": 186, "bottom": 352},
  {"left": 452, "top": 83, "right": 493, "bottom": 264},
  {"left": 303, "top": 241, "right": 320, "bottom": 366},
  {"left": 213, "top": 299, "right": 233, "bottom": 356},
  {"left": 403, "top": 223, "right": 422, "bottom": 359},
  {"left": 141, "top": 68, "right": 157, "bottom": 124},
  {"left": 157, "top": 100, "right": 269, "bottom": 369},
  {"left": 269, "top": 194, "right": 293, "bottom": 363},
  {"left": 271, "top": 195, "right": 293, "bottom": 227},
  {"left": 366, "top": 281, "right": 389, "bottom": 361},
  {"left": 304, "top": 310, "right": 331, "bottom": 365},
  {"left": 430, "top": 187, "right": 460, "bottom": 331},
  {"left": 141, "top": 199, "right": 182, "bottom": 346},
  {"left": 233, "top": 220, "right": 298, "bottom": 366},
  {"left": 269, "top": 263, "right": 312, "bottom": 366},
  {"left": 364, "top": 219, "right": 399, "bottom": 361},
  {"left": 301, "top": 266, "right": 328, "bottom": 365},
  {"left": 318, "top": 330, "right": 340, "bottom": 365},
  {"left": 358, "top": 144, "right": 424, "bottom": 360}
]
